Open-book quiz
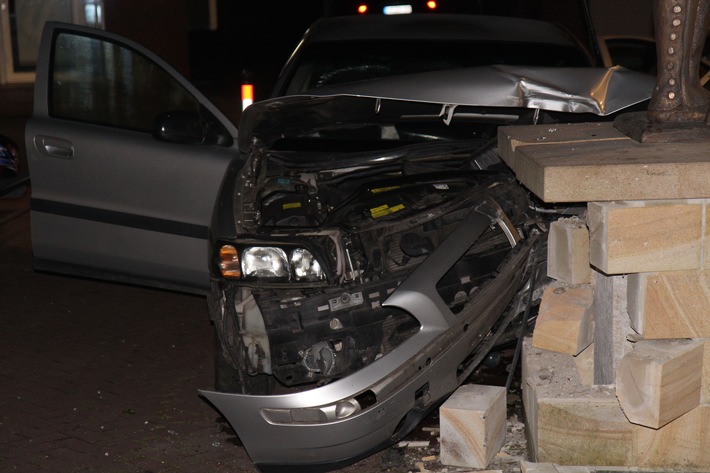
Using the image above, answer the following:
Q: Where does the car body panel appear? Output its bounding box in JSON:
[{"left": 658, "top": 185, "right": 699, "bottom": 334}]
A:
[
  {"left": 304, "top": 65, "right": 655, "bottom": 116},
  {"left": 201, "top": 210, "right": 537, "bottom": 469},
  {"left": 244, "top": 66, "right": 655, "bottom": 153},
  {"left": 27, "top": 23, "right": 238, "bottom": 294}
]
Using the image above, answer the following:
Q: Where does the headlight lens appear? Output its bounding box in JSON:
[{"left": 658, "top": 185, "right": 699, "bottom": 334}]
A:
[
  {"left": 242, "top": 247, "right": 289, "bottom": 279},
  {"left": 218, "top": 245, "right": 327, "bottom": 282},
  {"left": 290, "top": 248, "right": 325, "bottom": 282}
]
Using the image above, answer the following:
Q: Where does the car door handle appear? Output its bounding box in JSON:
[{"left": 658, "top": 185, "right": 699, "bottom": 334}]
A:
[{"left": 34, "top": 135, "right": 74, "bottom": 159}]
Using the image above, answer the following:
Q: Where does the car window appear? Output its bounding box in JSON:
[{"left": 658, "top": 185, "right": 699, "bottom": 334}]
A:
[
  {"left": 283, "top": 40, "right": 591, "bottom": 95},
  {"left": 50, "top": 31, "right": 200, "bottom": 132}
]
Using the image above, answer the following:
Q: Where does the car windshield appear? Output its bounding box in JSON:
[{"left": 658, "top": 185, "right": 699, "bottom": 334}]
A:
[{"left": 282, "top": 39, "right": 591, "bottom": 95}]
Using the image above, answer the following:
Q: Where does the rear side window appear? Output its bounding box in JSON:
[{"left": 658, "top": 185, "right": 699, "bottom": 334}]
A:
[{"left": 50, "top": 32, "right": 199, "bottom": 132}]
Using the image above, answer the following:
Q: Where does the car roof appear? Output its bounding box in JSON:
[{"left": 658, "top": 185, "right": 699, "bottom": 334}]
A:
[{"left": 300, "top": 14, "right": 582, "bottom": 47}]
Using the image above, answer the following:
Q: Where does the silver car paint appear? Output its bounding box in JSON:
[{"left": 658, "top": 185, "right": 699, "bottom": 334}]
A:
[
  {"left": 240, "top": 66, "right": 655, "bottom": 152},
  {"left": 201, "top": 210, "right": 537, "bottom": 467},
  {"left": 28, "top": 23, "right": 238, "bottom": 294},
  {"left": 305, "top": 65, "right": 655, "bottom": 116}
]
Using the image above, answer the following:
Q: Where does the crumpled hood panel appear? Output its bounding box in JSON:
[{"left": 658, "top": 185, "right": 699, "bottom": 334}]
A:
[
  {"left": 309, "top": 65, "right": 653, "bottom": 115},
  {"left": 239, "top": 65, "right": 654, "bottom": 150}
]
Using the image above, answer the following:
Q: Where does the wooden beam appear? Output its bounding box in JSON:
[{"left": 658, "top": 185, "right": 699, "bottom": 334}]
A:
[
  {"left": 628, "top": 270, "right": 710, "bottom": 339},
  {"left": 497, "top": 122, "right": 710, "bottom": 203},
  {"left": 532, "top": 283, "right": 594, "bottom": 356},
  {"left": 547, "top": 217, "right": 591, "bottom": 285},
  {"left": 522, "top": 339, "right": 634, "bottom": 465},
  {"left": 523, "top": 338, "right": 710, "bottom": 469},
  {"left": 574, "top": 342, "right": 594, "bottom": 386},
  {"left": 635, "top": 404, "right": 710, "bottom": 468},
  {"left": 497, "top": 122, "right": 626, "bottom": 172},
  {"left": 439, "top": 384, "right": 506, "bottom": 469},
  {"left": 593, "top": 271, "right": 632, "bottom": 385},
  {"left": 615, "top": 339, "right": 703, "bottom": 429},
  {"left": 587, "top": 201, "right": 703, "bottom": 275}
]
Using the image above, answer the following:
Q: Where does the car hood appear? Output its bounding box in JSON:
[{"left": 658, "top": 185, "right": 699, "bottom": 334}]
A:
[{"left": 239, "top": 65, "right": 654, "bottom": 150}]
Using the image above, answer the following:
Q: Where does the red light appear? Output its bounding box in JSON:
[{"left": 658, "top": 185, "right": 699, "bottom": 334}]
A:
[
  {"left": 357, "top": 4, "right": 368, "bottom": 13},
  {"left": 426, "top": 1, "right": 437, "bottom": 9}
]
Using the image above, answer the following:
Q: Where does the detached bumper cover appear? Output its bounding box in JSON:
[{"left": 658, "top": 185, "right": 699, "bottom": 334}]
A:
[{"left": 200, "top": 210, "right": 536, "bottom": 470}]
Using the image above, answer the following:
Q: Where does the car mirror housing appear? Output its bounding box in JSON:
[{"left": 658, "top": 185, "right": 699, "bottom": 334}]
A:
[{"left": 153, "top": 110, "right": 207, "bottom": 144}]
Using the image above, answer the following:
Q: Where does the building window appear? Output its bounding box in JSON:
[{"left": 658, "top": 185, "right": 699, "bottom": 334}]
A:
[{"left": 0, "top": 0, "right": 104, "bottom": 84}]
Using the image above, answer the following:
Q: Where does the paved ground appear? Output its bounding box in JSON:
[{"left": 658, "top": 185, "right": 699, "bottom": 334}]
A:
[
  {"left": 0, "top": 115, "right": 527, "bottom": 473},
  {"left": 0, "top": 191, "right": 262, "bottom": 473},
  {"left": 0, "top": 114, "right": 264, "bottom": 472}
]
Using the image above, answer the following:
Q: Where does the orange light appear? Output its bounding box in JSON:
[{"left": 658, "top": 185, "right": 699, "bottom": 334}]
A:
[
  {"left": 219, "top": 245, "right": 241, "bottom": 278},
  {"left": 426, "top": 1, "right": 437, "bottom": 9},
  {"left": 241, "top": 84, "right": 254, "bottom": 110},
  {"left": 241, "top": 84, "right": 254, "bottom": 101},
  {"left": 357, "top": 4, "right": 368, "bottom": 13}
]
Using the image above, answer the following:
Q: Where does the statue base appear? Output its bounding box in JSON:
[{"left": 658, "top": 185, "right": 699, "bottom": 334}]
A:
[{"left": 613, "top": 111, "right": 710, "bottom": 143}]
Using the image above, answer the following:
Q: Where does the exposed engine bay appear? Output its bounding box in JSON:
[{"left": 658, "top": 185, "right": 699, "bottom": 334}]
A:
[{"left": 211, "top": 136, "right": 545, "bottom": 392}]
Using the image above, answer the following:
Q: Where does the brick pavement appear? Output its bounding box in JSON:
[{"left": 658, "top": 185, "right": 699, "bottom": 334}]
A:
[{"left": 0, "top": 192, "right": 260, "bottom": 472}]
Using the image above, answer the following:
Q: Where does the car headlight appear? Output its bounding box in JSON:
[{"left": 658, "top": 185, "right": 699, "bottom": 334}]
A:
[
  {"left": 218, "top": 245, "right": 326, "bottom": 282},
  {"left": 290, "top": 248, "right": 324, "bottom": 282},
  {"left": 242, "top": 247, "right": 289, "bottom": 279}
]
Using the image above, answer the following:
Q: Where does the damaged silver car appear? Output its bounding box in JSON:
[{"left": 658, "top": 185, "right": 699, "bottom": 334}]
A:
[
  {"left": 27, "top": 21, "right": 652, "bottom": 473},
  {"left": 200, "top": 67, "right": 653, "bottom": 470}
]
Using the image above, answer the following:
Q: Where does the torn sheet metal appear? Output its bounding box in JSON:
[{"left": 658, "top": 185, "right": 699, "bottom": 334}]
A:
[{"left": 308, "top": 65, "right": 654, "bottom": 116}]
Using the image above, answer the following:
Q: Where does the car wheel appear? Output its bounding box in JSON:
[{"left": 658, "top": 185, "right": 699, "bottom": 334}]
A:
[{"left": 208, "top": 282, "right": 274, "bottom": 394}]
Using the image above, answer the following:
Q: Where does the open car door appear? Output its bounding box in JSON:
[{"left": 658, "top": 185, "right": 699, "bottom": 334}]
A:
[{"left": 27, "top": 22, "right": 238, "bottom": 294}]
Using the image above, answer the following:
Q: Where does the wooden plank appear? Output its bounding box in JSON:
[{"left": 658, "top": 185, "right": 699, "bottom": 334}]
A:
[
  {"left": 616, "top": 339, "right": 703, "bottom": 429},
  {"left": 628, "top": 270, "right": 710, "bottom": 339},
  {"left": 573, "top": 342, "right": 594, "bottom": 386},
  {"left": 498, "top": 122, "right": 710, "bottom": 202},
  {"left": 635, "top": 405, "right": 710, "bottom": 468},
  {"left": 522, "top": 339, "right": 634, "bottom": 466},
  {"left": 523, "top": 339, "right": 710, "bottom": 469},
  {"left": 587, "top": 201, "right": 703, "bottom": 275},
  {"left": 439, "top": 384, "right": 507, "bottom": 469},
  {"left": 592, "top": 271, "right": 632, "bottom": 385},
  {"left": 521, "top": 459, "right": 710, "bottom": 473},
  {"left": 532, "top": 283, "right": 594, "bottom": 356},
  {"left": 547, "top": 217, "right": 591, "bottom": 285},
  {"left": 498, "top": 122, "right": 629, "bottom": 172}
]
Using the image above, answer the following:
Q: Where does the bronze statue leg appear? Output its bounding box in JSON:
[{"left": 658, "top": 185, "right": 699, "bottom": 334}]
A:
[{"left": 648, "top": 0, "right": 710, "bottom": 123}]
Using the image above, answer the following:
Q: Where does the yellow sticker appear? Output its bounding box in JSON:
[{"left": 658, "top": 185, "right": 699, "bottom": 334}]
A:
[
  {"left": 370, "top": 186, "right": 400, "bottom": 194},
  {"left": 282, "top": 202, "right": 302, "bottom": 210},
  {"left": 370, "top": 203, "right": 405, "bottom": 218}
]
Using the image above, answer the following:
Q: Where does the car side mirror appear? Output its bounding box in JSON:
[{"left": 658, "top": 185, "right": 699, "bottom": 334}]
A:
[{"left": 153, "top": 111, "right": 207, "bottom": 144}]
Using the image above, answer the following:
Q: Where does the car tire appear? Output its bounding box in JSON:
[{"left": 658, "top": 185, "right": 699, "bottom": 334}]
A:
[{"left": 209, "top": 282, "right": 274, "bottom": 394}]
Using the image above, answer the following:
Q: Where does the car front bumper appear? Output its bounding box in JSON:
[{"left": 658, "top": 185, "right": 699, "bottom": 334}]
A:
[{"left": 200, "top": 210, "right": 535, "bottom": 471}]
